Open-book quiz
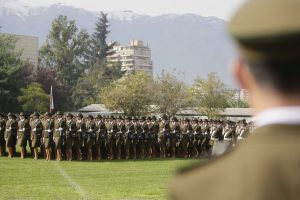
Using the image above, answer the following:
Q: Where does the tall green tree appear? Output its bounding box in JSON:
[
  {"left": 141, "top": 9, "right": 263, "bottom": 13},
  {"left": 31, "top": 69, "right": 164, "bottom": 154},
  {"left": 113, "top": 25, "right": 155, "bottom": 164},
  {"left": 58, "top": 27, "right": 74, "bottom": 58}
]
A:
[
  {"left": 154, "top": 71, "right": 192, "bottom": 115},
  {"left": 192, "top": 72, "right": 233, "bottom": 118},
  {"left": 72, "top": 60, "right": 123, "bottom": 109},
  {"left": 91, "top": 12, "right": 115, "bottom": 63},
  {"left": 0, "top": 34, "right": 25, "bottom": 112},
  {"left": 17, "top": 82, "right": 49, "bottom": 113},
  {"left": 100, "top": 72, "right": 154, "bottom": 116},
  {"left": 39, "top": 15, "right": 91, "bottom": 110}
]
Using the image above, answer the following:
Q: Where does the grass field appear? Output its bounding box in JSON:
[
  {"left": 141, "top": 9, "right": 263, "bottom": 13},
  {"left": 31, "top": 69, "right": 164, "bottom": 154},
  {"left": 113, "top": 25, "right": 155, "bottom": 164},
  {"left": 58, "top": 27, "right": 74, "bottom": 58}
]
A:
[{"left": 0, "top": 157, "right": 201, "bottom": 200}]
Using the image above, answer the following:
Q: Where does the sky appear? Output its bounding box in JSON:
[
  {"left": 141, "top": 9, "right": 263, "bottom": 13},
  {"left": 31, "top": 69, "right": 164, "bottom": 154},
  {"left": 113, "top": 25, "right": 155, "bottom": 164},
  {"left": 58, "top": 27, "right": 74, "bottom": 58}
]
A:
[{"left": 23, "top": 0, "right": 247, "bottom": 20}]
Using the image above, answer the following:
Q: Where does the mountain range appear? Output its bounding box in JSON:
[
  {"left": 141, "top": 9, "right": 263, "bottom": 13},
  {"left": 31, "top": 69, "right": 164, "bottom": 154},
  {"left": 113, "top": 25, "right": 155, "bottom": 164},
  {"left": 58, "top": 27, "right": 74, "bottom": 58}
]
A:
[{"left": 0, "top": 0, "right": 236, "bottom": 85}]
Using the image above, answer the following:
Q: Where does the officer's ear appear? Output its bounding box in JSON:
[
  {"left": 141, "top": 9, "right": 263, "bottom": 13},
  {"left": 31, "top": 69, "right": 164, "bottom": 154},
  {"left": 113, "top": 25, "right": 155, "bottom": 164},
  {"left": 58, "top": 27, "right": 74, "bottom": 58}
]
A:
[{"left": 232, "top": 58, "right": 255, "bottom": 90}]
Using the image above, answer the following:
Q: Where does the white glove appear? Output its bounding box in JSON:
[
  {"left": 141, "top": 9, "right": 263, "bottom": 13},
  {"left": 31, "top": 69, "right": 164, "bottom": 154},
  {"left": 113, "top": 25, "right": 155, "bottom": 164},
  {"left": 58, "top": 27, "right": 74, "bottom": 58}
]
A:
[
  {"left": 32, "top": 128, "right": 36, "bottom": 132},
  {"left": 0, "top": 127, "right": 2, "bottom": 131},
  {"left": 79, "top": 129, "right": 82, "bottom": 132},
  {"left": 173, "top": 130, "right": 176, "bottom": 133},
  {"left": 9, "top": 127, "right": 12, "bottom": 130},
  {"left": 58, "top": 128, "right": 63, "bottom": 131},
  {"left": 47, "top": 129, "right": 51, "bottom": 133},
  {"left": 22, "top": 128, "right": 25, "bottom": 131},
  {"left": 89, "top": 129, "right": 92, "bottom": 132}
]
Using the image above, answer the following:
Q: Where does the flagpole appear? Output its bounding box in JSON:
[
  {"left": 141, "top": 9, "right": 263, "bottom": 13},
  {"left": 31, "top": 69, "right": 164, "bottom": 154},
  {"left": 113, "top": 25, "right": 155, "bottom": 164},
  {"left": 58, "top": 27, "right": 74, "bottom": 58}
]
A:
[{"left": 50, "top": 85, "right": 54, "bottom": 113}]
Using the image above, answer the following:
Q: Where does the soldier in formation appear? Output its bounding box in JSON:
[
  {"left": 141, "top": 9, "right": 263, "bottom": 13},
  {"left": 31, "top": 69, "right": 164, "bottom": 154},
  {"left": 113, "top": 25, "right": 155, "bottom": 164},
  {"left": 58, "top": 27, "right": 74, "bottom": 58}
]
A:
[{"left": 0, "top": 111, "right": 255, "bottom": 160}]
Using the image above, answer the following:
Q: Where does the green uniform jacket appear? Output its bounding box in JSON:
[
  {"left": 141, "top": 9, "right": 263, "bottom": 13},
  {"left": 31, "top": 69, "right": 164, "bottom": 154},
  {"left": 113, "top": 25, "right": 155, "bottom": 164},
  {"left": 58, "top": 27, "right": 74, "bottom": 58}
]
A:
[
  {"left": 42, "top": 119, "right": 54, "bottom": 148},
  {"left": 5, "top": 119, "right": 18, "bottom": 147},
  {"left": 170, "top": 124, "right": 300, "bottom": 200},
  {"left": 0, "top": 119, "right": 6, "bottom": 146},
  {"left": 30, "top": 119, "right": 43, "bottom": 148},
  {"left": 17, "top": 119, "right": 30, "bottom": 147}
]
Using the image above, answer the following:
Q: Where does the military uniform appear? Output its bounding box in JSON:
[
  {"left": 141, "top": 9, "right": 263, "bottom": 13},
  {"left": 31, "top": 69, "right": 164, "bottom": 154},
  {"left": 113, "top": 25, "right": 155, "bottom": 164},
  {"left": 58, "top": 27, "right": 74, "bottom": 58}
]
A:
[
  {"left": 180, "top": 119, "right": 192, "bottom": 158},
  {"left": 159, "top": 118, "right": 170, "bottom": 159},
  {"left": 85, "top": 115, "right": 96, "bottom": 161},
  {"left": 191, "top": 119, "right": 202, "bottom": 158},
  {"left": 42, "top": 112, "right": 54, "bottom": 161},
  {"left": 30, "top": 113, "right": 43, "bottom": 160},
  {"left": 0, "top": 114, "right": 6, "bottom": 156},
  {"left": 147, "top": 117, "right": 156, "bottom": 159},
  {"left": 170, "top": 117, "right": 181, "bottom": 159},
  {"left": 94, "top": 115, "right": 107, "bottom": 160},
  {"left": 53, "top": 111, "right": 66, "bottom": 161},
  {"left": 124, "top": 117, "right": 136, "bottom": 159},
  {"left": 137, "top": 117, "right": 148, "bottom": 159},
  {"left": 4, "top": 113, "right": 18, "bottom": 157},
  {"left": 107, "top": 117, "right": 118, "bottom": 160},
  {"left": 65, "top": 114, "right": 76, "bottom": 161},
  {"left": 17, "top": 113, "right": 30, "bottom": 159},
  {"left": 116, "top": 117, "right": 126, "bottom": 160},
  {"left": 75, "top": 114, "right": 85, "bottom": 161},
  {"left": 223, "top": 121, "right": 236, "bottom": 151},
  {"left": 16, "top": 117, "right": 29, "bottom": 148}
]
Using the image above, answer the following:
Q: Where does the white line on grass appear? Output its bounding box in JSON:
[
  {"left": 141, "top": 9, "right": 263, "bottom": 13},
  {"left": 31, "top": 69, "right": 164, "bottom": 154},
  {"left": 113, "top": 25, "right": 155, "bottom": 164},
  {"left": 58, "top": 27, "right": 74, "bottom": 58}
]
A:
[{"left": 54, "top": 162, "right": 89, "bottom": 200}]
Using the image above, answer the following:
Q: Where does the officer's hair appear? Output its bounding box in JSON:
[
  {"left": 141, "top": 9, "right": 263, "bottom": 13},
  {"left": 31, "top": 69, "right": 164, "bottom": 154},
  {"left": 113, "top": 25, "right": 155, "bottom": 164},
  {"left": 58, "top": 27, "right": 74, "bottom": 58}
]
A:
[{"left": 245, "top": 59, "right": 300, "bottom": 94}]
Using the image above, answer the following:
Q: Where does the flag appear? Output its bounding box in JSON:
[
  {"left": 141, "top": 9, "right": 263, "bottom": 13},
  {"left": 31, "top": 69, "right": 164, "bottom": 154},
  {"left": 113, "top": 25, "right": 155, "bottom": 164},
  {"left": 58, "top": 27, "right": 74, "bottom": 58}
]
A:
[{"left": 50, "top": 85, "right": 54, "bottom": 112}]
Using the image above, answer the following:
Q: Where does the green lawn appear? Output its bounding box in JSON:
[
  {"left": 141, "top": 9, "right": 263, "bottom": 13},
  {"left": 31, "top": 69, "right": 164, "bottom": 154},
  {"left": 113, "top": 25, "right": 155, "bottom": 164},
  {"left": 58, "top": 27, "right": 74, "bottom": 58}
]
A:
[{"left": 0, "top": 157, "right": 201, "bottom": 200}]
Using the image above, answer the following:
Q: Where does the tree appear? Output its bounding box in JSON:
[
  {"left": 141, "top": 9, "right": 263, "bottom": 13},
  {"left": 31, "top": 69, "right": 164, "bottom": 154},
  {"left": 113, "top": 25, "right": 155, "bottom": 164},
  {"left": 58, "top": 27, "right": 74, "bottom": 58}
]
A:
[
  {"left": 100, "top": 72, "right": 154, "bottom": 116},
  {"left": 154, "top": 71, "right": 192, "bottom": 115},
  {"left": 18, "top": 82, "right": 49, "bottom": 113},
  {"left": 91, "top": 12, "right": 115, "bottom": 63},
  {"left": 192, "top": 72, "right": 233, "bottom": 118},
  {"left": 72, "top": 60, "right": 123, "bottom": 109},
  {"left": 0, "top": 34, "right": 25, "bottom": 112},
  {"left": 39, "top": 15, "right": 91, "bottom": 110},
  {"left": 229, "top": 99, "right": 250, "bottom": 108}
]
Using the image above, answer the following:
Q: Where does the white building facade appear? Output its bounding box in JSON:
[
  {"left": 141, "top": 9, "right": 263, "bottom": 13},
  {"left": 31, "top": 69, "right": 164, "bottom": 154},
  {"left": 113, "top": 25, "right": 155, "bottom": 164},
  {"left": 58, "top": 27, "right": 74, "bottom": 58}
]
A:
[{"left": 107, "top": 40, "right": 153, "bottom": 76}]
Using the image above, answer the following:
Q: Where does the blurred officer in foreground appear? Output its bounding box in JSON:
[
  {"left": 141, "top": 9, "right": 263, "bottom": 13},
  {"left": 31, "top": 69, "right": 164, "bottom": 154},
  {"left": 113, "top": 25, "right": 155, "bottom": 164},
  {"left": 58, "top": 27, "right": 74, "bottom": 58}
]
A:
[{"left": 170, "top": 0, "right": 300, "bottom": 199}]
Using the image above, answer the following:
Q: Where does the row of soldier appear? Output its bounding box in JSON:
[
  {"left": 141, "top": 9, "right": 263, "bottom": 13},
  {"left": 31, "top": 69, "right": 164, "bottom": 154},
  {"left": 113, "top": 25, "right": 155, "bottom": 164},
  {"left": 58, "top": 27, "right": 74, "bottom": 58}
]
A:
[{"left": 0, "top": 111, "right": 254, "bottom": 161}]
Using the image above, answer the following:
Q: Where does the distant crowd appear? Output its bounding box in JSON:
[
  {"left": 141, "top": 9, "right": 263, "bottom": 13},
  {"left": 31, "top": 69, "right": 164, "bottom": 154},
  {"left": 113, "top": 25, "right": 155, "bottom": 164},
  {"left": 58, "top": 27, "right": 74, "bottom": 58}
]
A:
[{"left": 0, "top": 111, "right": 255, "bottom": 161}]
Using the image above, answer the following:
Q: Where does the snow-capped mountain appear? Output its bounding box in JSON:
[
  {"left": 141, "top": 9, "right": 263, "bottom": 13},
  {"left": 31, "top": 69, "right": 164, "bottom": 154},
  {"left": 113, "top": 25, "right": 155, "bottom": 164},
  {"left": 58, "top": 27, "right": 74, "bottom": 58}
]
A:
[{"left": 0, "top": 0, "right": 236, "bottom": 85}]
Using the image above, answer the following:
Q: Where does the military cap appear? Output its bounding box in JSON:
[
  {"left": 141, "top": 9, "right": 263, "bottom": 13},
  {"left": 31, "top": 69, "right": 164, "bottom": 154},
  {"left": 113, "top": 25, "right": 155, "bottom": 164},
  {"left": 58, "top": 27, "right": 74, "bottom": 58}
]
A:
[
  {"left": 66, "top": 113, "right": 73, "bottom": 118},
  {"left": 192, "top": 118, "right": 198, "bottom": 122},
  {"left": 56, "top": 111, "right": 63, "bottom": 116},
  {"left": 32, "top": 112, "right": 40, "bottom": 117},
  {"left": 161, "top": 114, "right": 168, "bottom": 120},
  {"left": 172, "top": 117, "right": 179, "bottom": 122},
  {"left": 228, "top": 0, "right": 300, "bottom": 62},
  {"left": 95, "top": 114, "right": 102, "bottom": 119},
  {"left": 118, "top": 116, "right": 124, "bottom": 120},
  {"left": 125, "top": 116, "right": 132, "bottom": 120},
  {"left": 0, "top": 113, "right": 4, "bottom": 117},
  {"left": 111, "top": 116, "right": 115, "bottom": 120},
  {"left": 183, "top": 118, "right": 190, "bottom": 122},
  {"left": 132, "top": 116, "right": 138, "bottom": 121},
  {"left": 151, "top": 116, "right": 157, "bottom": 121},
  {"left": 77, "top": 113, "right": 83, "bottom": 118},
  {"left": 8, "top": 113, "right": 16, "bottom": 118},
  {"left": 19, "top": 112, "right": 26, "bottom": 117},
  {"left": 87, "top": 114, "right": 93, "bottom": 119},
  {"left": 44, "top": 112, "right": 52, "bottom": 117},
  {"left": 142, "top": 116, "right": 148, "bottom": 120}
]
